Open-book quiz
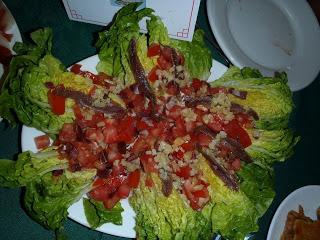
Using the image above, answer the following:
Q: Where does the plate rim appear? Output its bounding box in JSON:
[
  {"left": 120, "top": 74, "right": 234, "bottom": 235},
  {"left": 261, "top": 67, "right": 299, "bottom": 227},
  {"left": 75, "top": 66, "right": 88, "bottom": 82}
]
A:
[
  {"left": 206, "top": 0, "right": 320, "bottom": 91},
  {"left": 0, "top": 1, "right": 23, "bottom": 79},
  {"left": 21, "top": 54, "right": 228, "bottom": 238},
  {"left": 266, "top": 185, "right": 320, "bottom": 240}
]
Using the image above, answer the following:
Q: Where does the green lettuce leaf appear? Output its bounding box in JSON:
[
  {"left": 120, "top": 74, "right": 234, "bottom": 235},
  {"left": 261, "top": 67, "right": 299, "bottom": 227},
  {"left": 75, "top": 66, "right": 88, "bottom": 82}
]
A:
[
  {"left": 96, "top": 3, "right": 154, "bottom": 86},
  {"left": 83, "top": 198, "right": 123, "bottom": 229},
  {"left": 211, "top": 66, "right": 293, "bottom": 130},
  {"left": 170, "top": 30, "right": 212, "bottom": 80},
  {"left": 238, "top": 163, "right": 275, "bottom": 217},
  {"left": 247, "top": 128, "right": 300, "bottom": 166},
  {"left": 198, "top": 157, "right": 275, "bottom": 240},
  {"left": 130, "top": 173, "right": 213, "bottom": 240},
  {"left": 0, "top": 28, "right": 96, "bottom": 136},
  {"left": 24, "top": 169, "right": 96, "bottom": 230},
  {"left": 147, "top": 15, "right": 212, "bottom": 80},
  {"left": 96, "top": 3, "right": 212, "bottom": 87},
  {"left": 0, "top": 147, "right": 68, "bottom": 187},
  {"left": 0, "top": 147, "right": 96, "bottom": 232}
]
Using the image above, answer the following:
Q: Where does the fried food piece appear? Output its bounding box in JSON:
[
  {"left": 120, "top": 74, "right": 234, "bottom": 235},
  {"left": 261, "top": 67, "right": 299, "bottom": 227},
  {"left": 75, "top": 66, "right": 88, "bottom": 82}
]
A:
[{"left": 281, "top": 205, "right": 320, "bottom": 240}]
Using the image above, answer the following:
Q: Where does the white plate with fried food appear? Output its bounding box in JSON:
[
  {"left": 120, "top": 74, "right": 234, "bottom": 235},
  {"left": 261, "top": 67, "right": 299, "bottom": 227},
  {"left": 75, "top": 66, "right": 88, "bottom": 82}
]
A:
[{"left": 267, "top": 185, "right": 320, "bottom": 240}]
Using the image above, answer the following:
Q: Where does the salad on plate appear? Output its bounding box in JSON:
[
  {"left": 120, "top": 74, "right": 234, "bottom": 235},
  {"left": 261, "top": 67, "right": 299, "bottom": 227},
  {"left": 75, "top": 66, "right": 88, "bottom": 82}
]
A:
[{"left": 0, "top": 3, "right": 299, "bottom": 240}]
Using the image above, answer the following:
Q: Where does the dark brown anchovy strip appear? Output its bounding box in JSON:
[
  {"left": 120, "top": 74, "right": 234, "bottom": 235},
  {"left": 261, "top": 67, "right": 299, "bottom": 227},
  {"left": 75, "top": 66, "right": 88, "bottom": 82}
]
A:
[
  {"left": 194, "top": 125, "right": 218, "bottom": 138},
  {"left": 220, "top": 137, "right": 252, "bottom": 163},
  {"left": 53, "top": 85, "right": 125, "bottom": 118},
  {"left": 74, "top": 121, "right": 87, "bottom": 142},
  {"left": 184, "top": 95, "right": 212, "bottom": 108},
  {"left": 165, "top": 46, "right": 179, "bottom": 77},
  {"left": 45, "top": 81, "right": 55, "bottom": 89},
  {"left": 198, "top": 147, "right": 239, "bottom": 191},
  {"left": 230, "top": 102, "right": 259, "bottom": 120},
  {"left": 129, "top": 38, "right": 156, "bottom": 107},
  {"left": 160, "top": 173, "right": 173, "bottom": 197},
  {"left": 247, "top": 108, "right": 259, "bottom": 121},
  {"left": 228, "top": 88, "right": 247, "bottom": 99},
  {"left": 168, "top": 46, "right": 180, "bottom": 67}
]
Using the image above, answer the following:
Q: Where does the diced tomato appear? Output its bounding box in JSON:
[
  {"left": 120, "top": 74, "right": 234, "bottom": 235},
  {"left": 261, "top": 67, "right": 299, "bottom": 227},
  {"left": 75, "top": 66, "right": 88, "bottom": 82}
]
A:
[
  {"left": 140, "top": 154, "right": 157, "bottom": 173},
  {"left": 149, "top": 120, "right": 167, "bottom": 138},
  {"left": 92, "top": 112, "right": 105, "bottom": 124},
  {"left": 136, "top": 118, "right": 151, "bottom": 131},
  {"left": 34, "top": 135, "right": 50, "bottom": 149},
  {"left": 59, "top": 123, "right": 77, "bottom": 142},
  {"left": 167, "top": 105, "right": 183, "bottom": 120},
  {"left": 172, "top": 117, "right": 187, "bottom": 138},
  {"left": 132, "top": 137, "right": 149, "bottom": 154},
  {"left": 166, "top": 81, "right": 180, "bottom": 95},
  {"left": 89, "top": 185, "right": 109, "bottom": 201},
  {"left": 182, "top": 179, "right": 210, "bottom": 211},
  {"left": 175, "top": 166, "right": 191, "bottom": 179},
  {"left": 182, "top": 179, "right": 199, "bottom": 210},
  {"left": 147, "top": 43, "right": 161, "bottom": 57},
  {"left": 85, "top": 128, "right": 104, "bottom": 142},
  {"left": 173, "top": 149, "right": 185, "bottom": 160},
  {"left": 93, "top": 178, "right": 105, "bottom": 188},
  {"left": 181, "top": 141, "right": 195, "bottom": 152},
  {"left": 193, "top": 188, "right": 209, "bottom": 198},
  {"left": 75, "top": 143, "right": 97, "bottom": 168},
  {"left": 119, "top": 87, "right": 136, "bottom": 104},
  {"left": 48, "top": 91, "right": 66, "bottom": 115},
  {"left": 197, "top": 133, "right": 212, "bottom": 147},
  {"left": 128, "top": 170, "right": 140, "bottom": 188},
  {"left": 206, "top": 114, "right": 224, "bottom": 132},
  {"left": 145, "top": 175, "right": 154, "bottom": 188},
  {"left": 149, "top": 126, "right": 162, "bottom": 137},
  {"left": 90, "top": 72, "right": 112, "bottom": 88},
  {"left": 132, "top": 94, "right": 147, "bottom": 114},
  {"left": 118, "top": 116, "right": 136, "bottom": 143},
  {"left": 103, "top": 194, "right": 121, "bottom": 209},
  {"left": 91, "top": 174, "right": 127, "bottom": 200},
  {"left": 103, "top": 126, "right": 118, "bottom": 144},
  {"left": 191, "top": 78, "right": 202, "bottom": 91},
  {"left": 223, "top": 119, "right": 252, "bottom": 148},
  {"left": 148, "top": 66, "right": 159, "bottom": 82},
  {"left": 235, "top": 113, "right": 253, "bottom": 128},
  {"left": 157, "top": 54, "right": 172, "bottom": 70},
  {"left": 180, "top": 86, "right": 194, "bottom": 95},
  {"left": 231, "top": 158, "right": 242, "bottom": 171},
  {"left": 111, "top": 162, "right": 126, "bottom": 177},
  {"left": 116, "top": 183, "right": 131, "bottom": 199},
  {"left": 70, "top": 64, "right": 82, "bottom": 74}
]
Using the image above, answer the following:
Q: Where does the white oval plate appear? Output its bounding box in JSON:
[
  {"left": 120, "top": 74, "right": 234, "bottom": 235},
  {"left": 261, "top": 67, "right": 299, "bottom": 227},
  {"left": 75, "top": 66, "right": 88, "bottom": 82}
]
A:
[
  {"left": 207, "top": 0, "right": 320, "bottom": 91},
  {"left": 267, "top": 185, "right": 320, "bottom": 240},
  {"left": 0, "top": 1, "right": 22, "bottom": 78},
  {"left": 21, "top": 55, "right": 228, "bottom": 238}
]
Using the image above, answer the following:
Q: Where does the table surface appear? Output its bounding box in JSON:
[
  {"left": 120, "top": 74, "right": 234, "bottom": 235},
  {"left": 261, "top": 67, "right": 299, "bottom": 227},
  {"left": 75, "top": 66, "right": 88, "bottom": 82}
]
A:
[{"left": 0, "top": 0, "right": 319, "bottom": 240}]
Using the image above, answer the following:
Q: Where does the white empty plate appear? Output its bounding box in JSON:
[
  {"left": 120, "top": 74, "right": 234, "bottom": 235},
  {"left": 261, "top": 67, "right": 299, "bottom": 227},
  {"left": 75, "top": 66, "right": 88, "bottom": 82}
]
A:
[
  {"left": 207, "top": 0, "right": 320, "bottom": 91},
  {"left": 267, "top": 185, "right": 320, "bottom": 240}
]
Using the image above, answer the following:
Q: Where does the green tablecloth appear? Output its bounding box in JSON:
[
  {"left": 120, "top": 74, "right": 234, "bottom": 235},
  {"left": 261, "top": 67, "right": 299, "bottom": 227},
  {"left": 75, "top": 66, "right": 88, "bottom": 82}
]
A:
[{"left": 0, "top": 0, "right": 319, "bottom": 239}]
